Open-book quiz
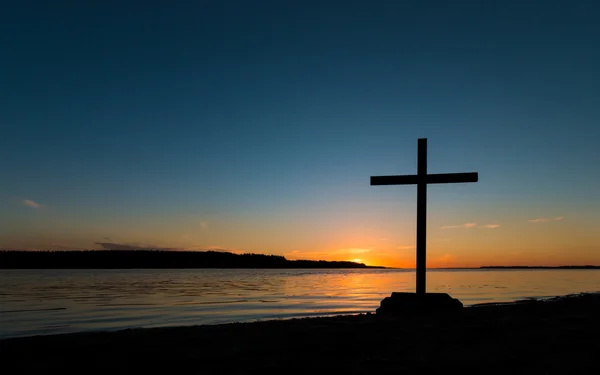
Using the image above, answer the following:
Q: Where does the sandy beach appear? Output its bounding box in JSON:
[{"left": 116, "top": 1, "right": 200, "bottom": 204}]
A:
[{"left": 2, "top": 292, "right": 599, "bottom": 374}]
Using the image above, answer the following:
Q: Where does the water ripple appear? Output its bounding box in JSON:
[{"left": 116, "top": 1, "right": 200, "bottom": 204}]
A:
[{"left": 1, "top": 268, "right": 598, "bottom": 338}]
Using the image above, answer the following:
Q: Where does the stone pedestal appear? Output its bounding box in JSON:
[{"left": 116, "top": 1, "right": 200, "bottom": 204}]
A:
[{"left": 376, "top": 292, "right": 463, "bottom": 315}]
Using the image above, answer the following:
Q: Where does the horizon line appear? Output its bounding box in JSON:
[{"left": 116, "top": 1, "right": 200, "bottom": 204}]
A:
[{"left": 1, "top": 249, "right": 598, "bottom": 269}]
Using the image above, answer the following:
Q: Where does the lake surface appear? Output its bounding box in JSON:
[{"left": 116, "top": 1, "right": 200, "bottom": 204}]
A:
[{"left": 1, "top": 268, "right": 598, "bottom": 339}]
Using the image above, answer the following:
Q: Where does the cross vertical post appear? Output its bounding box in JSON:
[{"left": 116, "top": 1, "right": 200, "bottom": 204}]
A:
[{"left": 416, "top": 138, "right": 427, "bottom": 296}]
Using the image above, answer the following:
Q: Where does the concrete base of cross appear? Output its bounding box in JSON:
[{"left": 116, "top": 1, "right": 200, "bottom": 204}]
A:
[{"left": 376, "top": 292, "right": 463, "bottom": 315}]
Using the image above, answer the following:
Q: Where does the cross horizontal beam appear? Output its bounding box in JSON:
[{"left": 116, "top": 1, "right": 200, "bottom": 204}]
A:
[{"left": 370, "top": 172, "right": 478, "bottom": 186}]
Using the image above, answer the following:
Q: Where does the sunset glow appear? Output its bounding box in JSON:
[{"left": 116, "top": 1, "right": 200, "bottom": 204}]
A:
[{"left": 1, "top": 1, "right": 598, "bottom": 268}]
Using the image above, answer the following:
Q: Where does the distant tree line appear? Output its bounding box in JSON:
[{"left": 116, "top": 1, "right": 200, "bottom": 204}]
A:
[
  {"left": 0, "top": 250, "right": 384, "bottom": 269},
  {"left": 480, "top": 265, "right": 599, "bottom": 269}
]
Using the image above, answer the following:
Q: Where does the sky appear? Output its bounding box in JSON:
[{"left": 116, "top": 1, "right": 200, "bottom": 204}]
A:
[{"left": 1, "top": 0, "right": 599, "bottom": 267}]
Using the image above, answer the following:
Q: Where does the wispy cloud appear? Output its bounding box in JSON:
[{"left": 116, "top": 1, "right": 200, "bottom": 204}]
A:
[
  {"left": 396, "top": 245, "right": 415, "bottom": 250},
  {"left": 204, "top": 245, "right": 226, "bottom": 250},
  {"left": 95, "top": 242, "right": 243, "bottom": 253},
  {"left": 441, "top": 222, "right": 477, "bottom": 229},
  {"left": 528, "top": 216, "right": 564, "bottom": 223},
  {"left": 480, "top": 224, "right": 500, "bottom": 229},
  {"left": 23, "top": 199, "right": 41, "bottom": 209},
  {"left": 441, "top": 222, "right": 501, "bottom": 229},
  {"left": 337, "top": 248, "right": 373, "bottom": 254},
  {"left": 94, "top": 242, "right": 180, "bottom": 251},
  {"left": 199, "top": 221, "right": 209, "bottom": 229}
]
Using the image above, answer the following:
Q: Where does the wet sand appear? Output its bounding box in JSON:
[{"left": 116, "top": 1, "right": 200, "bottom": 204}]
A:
[{"left": 2, "top": 293, "right": 599, "bottom": 374}]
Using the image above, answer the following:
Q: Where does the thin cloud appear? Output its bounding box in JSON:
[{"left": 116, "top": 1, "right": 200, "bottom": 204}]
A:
[
  {"left": 95, "top": 242, "right": 242, "bottom": 253},
  {"left": 528, "top": 218, "right": 550, "bottom": 223},
  {"left": 528, "top": 216, "right": 564, "bottom": 223},
  {"left": 337, "top": 248, "right": 373, "bottom": 254},
  {"left": 204, "top": 245, "right": 231, "bottom": 251},
  {"left": 200, "top": 221, "right": 209, "bottom": 229},
  {"left": 396, "top": 245, "right": 416, "bottom": 250},
  {"left": 23, "top": 199, "right": 41, "bottom": 209},
  {"left": 441, "top": 223, "right": 477, "bottom": 229},
  {"left": 480, "top": 224, "right": 500, "bottom": 229},
  {"left": 94, "top": 242, "right": 180, "bottom": 251}
]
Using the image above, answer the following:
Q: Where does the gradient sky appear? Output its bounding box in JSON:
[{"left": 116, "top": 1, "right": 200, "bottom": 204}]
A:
[{"left": 1, "top": 0, "right": 599, "bottom": 267}]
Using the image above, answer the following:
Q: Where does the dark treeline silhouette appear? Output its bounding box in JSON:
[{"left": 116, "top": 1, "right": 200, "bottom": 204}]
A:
[
  {"left": 480, "top": 265, "right": 599, "bottom": 269},
  {"left": 0, "top": 250, "right": 385, "bottom": 269}
]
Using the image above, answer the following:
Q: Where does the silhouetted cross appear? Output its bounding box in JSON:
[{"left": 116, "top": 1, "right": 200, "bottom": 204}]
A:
[{"left": 370, "top": 138, "right": 478, "bottom": 295}]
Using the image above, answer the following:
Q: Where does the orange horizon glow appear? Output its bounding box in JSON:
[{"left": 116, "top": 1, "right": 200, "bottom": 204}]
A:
[
  {"left": 1, "top": 245, "right": 598, "bottom": 269},
  {"left": 2, "top": 208, "right": 598, "bottom": 268}
]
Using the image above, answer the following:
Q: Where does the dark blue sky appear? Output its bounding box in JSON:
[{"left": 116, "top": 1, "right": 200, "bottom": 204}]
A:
[{"left": 1, "top": 1, "right": 598, "bottom": 264}]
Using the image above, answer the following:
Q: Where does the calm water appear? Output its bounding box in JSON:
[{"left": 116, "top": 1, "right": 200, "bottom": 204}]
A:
[{"left": 1, "top": 268, "right": 598, "bottom": 338}]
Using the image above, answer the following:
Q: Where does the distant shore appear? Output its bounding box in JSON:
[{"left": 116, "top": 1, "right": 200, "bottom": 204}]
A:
[
  {"left": 480, "top": 265, "right": 599, "bottom": 269},
  {"left": 2, "top": 250, "right": 597, "bottom": 270},
  {"left": 0, "top": 250, "right": 385, "bottom": 269},
  {"left": 2, "top": 292, "right": 599, "bottom": 374}
]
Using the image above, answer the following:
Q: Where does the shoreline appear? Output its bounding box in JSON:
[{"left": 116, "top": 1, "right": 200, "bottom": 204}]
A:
[
  {"left": 3, "top": 292, "right": 595, "bottom": 341},
  {"left": 3, "top": 292, "right": 599, "bottom": 374}
]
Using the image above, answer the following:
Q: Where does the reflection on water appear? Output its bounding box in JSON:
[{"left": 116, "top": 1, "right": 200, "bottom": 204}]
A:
[{"left": 0, "top": 268, "right": 598, "bottom": 338}]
